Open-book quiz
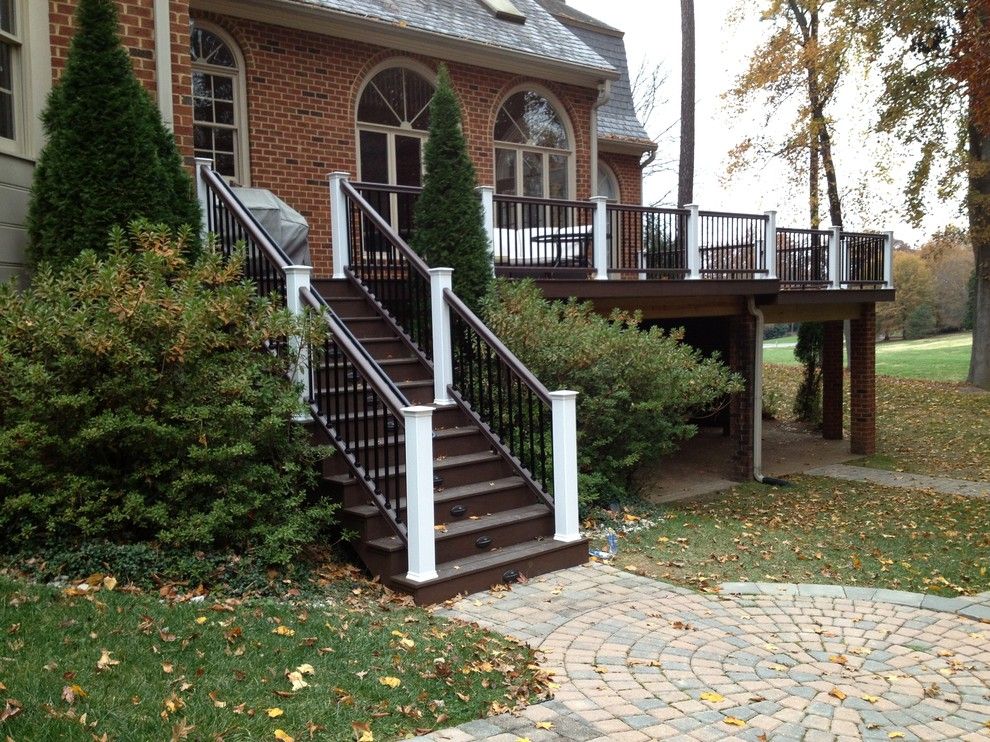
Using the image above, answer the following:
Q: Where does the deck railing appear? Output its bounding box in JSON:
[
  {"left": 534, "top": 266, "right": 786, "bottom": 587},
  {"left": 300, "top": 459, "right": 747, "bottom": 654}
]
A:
[
  {"left": 606, "top": 203, "right": 689, "bottom": 278},
  {"left": 777, "top": 227, "right": 831, "bottom": 288},
  {"left": 698, "top": 210, "right": 769, "bottom": 278},
  {"left": 492, "top": 195, "right": 595, "bottom": 273},
  {"left": 353, "top": 181, "right": 420, "bottom": 246},
  {"left": 340, "top": 180, "right": 434, "bottom": 361},
  {"left": 841, "top": 231, "right": 887, "bottom": 286}
]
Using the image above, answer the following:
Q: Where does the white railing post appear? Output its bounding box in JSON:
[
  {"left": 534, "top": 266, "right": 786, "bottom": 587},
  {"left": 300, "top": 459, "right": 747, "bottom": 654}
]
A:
[
  {"left": 883, "top": 230, "right": 895, "bottom": 289},
  {"left": 764, "top": 209, "right": 778, "bottom": 280},
  {"left": 429, "top": 268, "right": 455, "bottom": 406},
  {"left": 591, "top": 196, "right": 609, "bottom": 280},
  {"left": 284, "top": 265, "right": 314, "bottom": 417},
  {"left": 686, "top": 203, "right": 701, "bottom": 279},
  {"left": 195, "top": 157, "right": 213, "bottom": 243},
  {"left": 828, "top": 225, "right": 842, "bottom": 289},
  {"left": 328, "top": 171, "right": 350, "bottom": 279},
  {"left": 403, "top": 405, "right": 437, "bottom": 583},
  {"left": 476, "top": 186, "right": 495, "bottom": 272},
  {"left": 550, "top": 390, "right": 580, "bottom": 542}
]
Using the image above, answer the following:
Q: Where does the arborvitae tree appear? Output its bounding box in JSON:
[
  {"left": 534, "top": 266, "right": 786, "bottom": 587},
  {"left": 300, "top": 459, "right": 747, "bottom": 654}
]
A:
[
  {"left": 27, "top": 0, "right": 200, "bottom": 267},
  {"left": 793, "top": 322, "right": 823, "bottom": 426},
  {"left": 411, "top": 64, "right": 492, "bottom": 312}
]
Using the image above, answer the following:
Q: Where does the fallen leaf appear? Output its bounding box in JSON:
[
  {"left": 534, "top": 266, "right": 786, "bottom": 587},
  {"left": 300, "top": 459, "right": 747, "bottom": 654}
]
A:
[
  {"left": 274, "top": 731, "right": 295, "bottom": 742},
  {"left": 378, "top": 676, "right": 401, "bottom": 688},
  {"left": 162, "top": 663, "right": 174, "bottom": 674},
  {"left": 861, "top": 695, "right": 880, "bottom": 704},
  {"left": 102, "top": 576, "right": 117, "bottom": 591},
  {"left": 352, "top": 721, "right": 374, "bottom": 741},
  {"left": 828, "top": 654, "right": 848, "bottom": 666},
  {"left": 287, "top": 671, "right": 309, "bottom": 691},
  {"left": 272, "top": 626, "right": 295, "bottom": 637},
  {"left": 700, "top": 691, "right": 725, "bottom": 703},
  {"left": 296, "top": 664, "right": 315, "bottom": 676},
  {"left": 829, "top": 688, "right": 847, "bottom": 701},
  {"left": 267, "top": 707, "right": 284, "bottom": 718},
  {"left": 723, "top": 716, "right": 746, "bottom": 727},
  {"left": 96, "top": 649, "right": 120, "bottom": 671},
  {"left": 194, "top": 617, "right": 208, "bottom": 625},
  {"left": 889, "top": 733, "right": 905, "bottom": 739},
  {"left": 534, "top": 721, "right": 554, "bottom": 730},
  {"left": 0, "top": 698, "right": 22, "bottom": 723}
]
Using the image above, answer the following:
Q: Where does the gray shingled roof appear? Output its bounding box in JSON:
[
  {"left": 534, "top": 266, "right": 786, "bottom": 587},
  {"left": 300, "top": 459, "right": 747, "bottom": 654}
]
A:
[
  {"left": 564, "top": 22, "right": 655, "bottom": 147},
  {"left": 285, "top": 0, "right": 615, "bottom": 75},
  {"left": 533, "top": 0, "right": 620, "bottom": 34}
]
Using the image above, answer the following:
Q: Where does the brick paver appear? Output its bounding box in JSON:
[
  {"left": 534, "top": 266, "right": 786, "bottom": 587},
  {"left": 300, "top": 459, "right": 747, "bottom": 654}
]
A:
[
  {"left": 411, "top": 563, "right": 990, "bottom": 741},
  {"left": 806, "top": 464, "right": 990, "bottom": 500}
]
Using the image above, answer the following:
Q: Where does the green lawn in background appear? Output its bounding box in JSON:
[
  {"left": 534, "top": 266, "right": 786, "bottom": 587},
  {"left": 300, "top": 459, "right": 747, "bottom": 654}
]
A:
[{"left": 763, "top": 332, "right": 973, "bottom": 382}]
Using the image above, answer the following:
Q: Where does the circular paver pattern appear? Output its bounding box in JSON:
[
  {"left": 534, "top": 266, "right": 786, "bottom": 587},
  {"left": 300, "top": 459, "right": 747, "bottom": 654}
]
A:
[{"left": 427, "top": 564, "right": 990, "bottom": 741}]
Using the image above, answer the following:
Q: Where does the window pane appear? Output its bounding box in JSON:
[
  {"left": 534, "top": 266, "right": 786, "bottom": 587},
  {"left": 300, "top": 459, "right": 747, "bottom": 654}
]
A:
[
  {"left": 404, "top": 70, "right": 434, "bottom": 131},
  {"left": 190, "top": 27, "right": 236, "bottom": 68},
  {"left": 0, "top": 43, "right": 13, "bottom": 140},
  {"left": 357, "top": 83, "right": 397, "bottom": 126},
  {"left": 193, "top": 125, "right": 211, "bottom": 150},
  {"left": 495, "top": 148, "right": 516, "bottom": 195},
  {"left": 359, "top": 130, "right": 388, "bottom": 183},
  {"left": 597, "top": 163, "right": 618, "bottom": 201},
  {"left": 214, "top": 128, "right": 234, "bottom": 152},
  {"left": 395, "top": 135, "right": 422, "bottom": 187},
  {"left": 213, "top": 76, "right": 233, "bottom": 101},
  {"left": 194, "top": 96, "right": 213, "bottom": 123},
  {"left": 523, "top": 151, "right": 543, "bottom": 197},
  {"left": 549, "top": 154, "right": 568, "bottom": 199},
  {"left": 215, "top": 153, "right": 236, "bottom": 177},
  {"left": 494, "top": 91, "right": 568, "bottom": 148},
  {"left": 0, "top": 0, "right": 13, "bottom": 34},
  {"left": 214, "top": 100, "right": 234, "bottom": 125}
]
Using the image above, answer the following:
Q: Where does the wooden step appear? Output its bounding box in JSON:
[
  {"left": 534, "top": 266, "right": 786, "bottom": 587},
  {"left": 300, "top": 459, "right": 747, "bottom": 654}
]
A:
[
  {"left": 315, "top": 378, "right": 434, "bottom": 405},
  {"left": 324, "top": 450, "right": 512, "bottom": 494},
  {"left": 356, "top": 336, "right": 419, "bottom": 361}
]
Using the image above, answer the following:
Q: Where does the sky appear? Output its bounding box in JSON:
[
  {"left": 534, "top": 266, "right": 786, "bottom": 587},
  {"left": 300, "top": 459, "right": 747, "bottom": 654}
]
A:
[{"left": 566, "top": 0, "right": 964, "bottom": 246}]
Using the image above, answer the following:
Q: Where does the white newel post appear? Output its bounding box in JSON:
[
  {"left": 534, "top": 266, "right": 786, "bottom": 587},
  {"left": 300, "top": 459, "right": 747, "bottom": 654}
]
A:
[
  {"left": 476, "top": 186, "right": 495, "bottom": 272},
  {"left": 764, "top": 210, "right": 778, "bottom": 280},
  {"left": 686, "top": 203, "right": 701, "bottom": 279},
  {"left": 884, "top": 230, "right": 895, "bottom": 289},
  {"left": 550, "top": 390, "right": 580, "bottom": 542},
  {"left": 284, "top": 265, "right": 314, "bottom": 416},
  {"left": 328, "top": 171, "right": 351, "bottom": 279},
  {"left": 195, "top": 157, "right": 212, "bottom": 243},
  {"left": 404, "top": 405, "right": 438, "bottom": 582},
  {"left": 429, "top": 268, "right": 455, "bottom": 406},
  {"left": 828, "top": 225, "right": 842, "bottom": 289},
  {"left": 591, "top": 196, "right": 609, "bottom": 280}
]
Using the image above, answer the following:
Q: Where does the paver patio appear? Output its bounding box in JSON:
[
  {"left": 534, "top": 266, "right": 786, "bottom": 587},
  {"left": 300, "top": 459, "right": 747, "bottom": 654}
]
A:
[{"left": 415, "top": 563, "right": 990, "bottom": 742}]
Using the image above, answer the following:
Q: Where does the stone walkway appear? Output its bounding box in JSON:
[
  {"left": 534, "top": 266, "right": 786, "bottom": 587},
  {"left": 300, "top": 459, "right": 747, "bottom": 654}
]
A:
[
  {"left": 414, "top": 563, "right": 990, "bottom": 742},
  {"left": 806, "top": 464, "right": 990, "bottom": 500}
]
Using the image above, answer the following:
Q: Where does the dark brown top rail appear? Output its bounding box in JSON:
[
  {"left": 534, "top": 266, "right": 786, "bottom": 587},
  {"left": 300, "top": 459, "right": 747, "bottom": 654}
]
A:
[
  {"left": 200, "top": 165, "right": 293, "bottom": 269},
  {"left": 698, "top": 209, "right": 769, "bottom": 220},
  {"left": 841, "top": 230, "right": 886, "bottom": 239},
  {"left": 341, "top": 180, "right": 431, "bottom": 280},
  {"left": 778, "top": 227, "right": 832, "bottom": 236},
  {"left": 352, "top": 181, "right": 425, "bottom": 196},
  {"left": 608, "top": 203, "right": 689, "bottom": 216},
  {"left": 493, "top": 194, "right": 592, "bottom": 210},
  {"left": 443, "top": 288, "right": 552, "bottom": 405}
]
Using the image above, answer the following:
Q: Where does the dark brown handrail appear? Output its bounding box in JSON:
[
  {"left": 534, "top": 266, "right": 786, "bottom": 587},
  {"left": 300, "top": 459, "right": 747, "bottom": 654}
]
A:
[
  {"left": 352, "top": 181, "right": 425, "bottom": 196},
  {"left": 607, "top": 203, "right": 689, "bottom": 216},
  {"left": 200, "top": 165, "right": 292, "bottom": 269},
  {"left": 443, "top": 288, "right": 552, "bottom": 405},
  {"left": 698, "top": 209, "right": 769, "bottom": 221},
  {"left": 493, "top": 193, "right": 592, "bottom": 210},
  {"left": 341, "top": 180, "right": 431, "bottom": 280}
]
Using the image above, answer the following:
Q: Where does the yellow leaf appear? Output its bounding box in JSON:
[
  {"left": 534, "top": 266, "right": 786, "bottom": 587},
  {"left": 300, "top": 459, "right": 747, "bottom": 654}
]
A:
[
  {"left": 274, "top": 731, "right": 294, "bottom": 742},
  {"left": 352, "top": 721, "right": 374, "bottom": 741},
  {"left": 399, "top": 638, "right": 415, "bottom": 649},
  {"left": 700, "top": 691, "right": 725, "bottom": 703},
  {"left": 723, "top": 717, "right": 746, "bottom": 727},
  {"left": 266, "top": 707, "right": 284, "bottom": 718},
  {"left": 102, "top": 576, "right": 117, "bottom": 591},
  {"left": 272, "top": 626, "right": 295, "bottom": 637},
  {"left": 829, "top": 688, "right": 847, "bottom": 701},
  {"left": 195, "top": 616, "right": 208, "bottom": 625},
  {"left": 378, "top": 676, "right": 401, "bottom": 688},
  {"left": 889, "top": 733, "right": 905, "bottom": 739},
  {"left": 534, "top": 721, "right": 554, "bottom": 730},
  {"left": 828, "top": 654, "right": 848, "bottom": 666},
  {"left": 287, "top": 671, "right": 309, "bottom": 691},
  {"left": 861, "top": 695, "right": 880, "bottom": 704},
  {"left": 96, "top": 649, "right": 120, "bottom": 671},
  {"left": 767, "top": 663, "right": 788, "bottom": 671},
  {"left": 296, "top": 664, "right": 315, "bottom": 676}
]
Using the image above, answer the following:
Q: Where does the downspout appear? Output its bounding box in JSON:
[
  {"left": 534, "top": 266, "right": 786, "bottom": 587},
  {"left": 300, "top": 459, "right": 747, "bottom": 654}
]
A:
[
  {"left": 640, "top": 147, "right": 657, "bottom": 172},
  {"left": 590, "top": 80, "right": 611, "bottom": 196},
  {"left": 746, "top": 297, "right": 790, "bottom": 486},
  {"left": 154, "top": 0, "right": 174, "bottom": 131}
]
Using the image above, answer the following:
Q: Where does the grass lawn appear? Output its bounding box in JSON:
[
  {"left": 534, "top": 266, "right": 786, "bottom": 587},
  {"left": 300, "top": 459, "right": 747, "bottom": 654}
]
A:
[
  {"left": 0, "top": 573, "right": 550, "bottom": 741},
  {"left": 763, "top": 331, "right": 973, "bottom": 382},
  {"left": 593, "top": 476, "right": 990, "bottom": 596}
]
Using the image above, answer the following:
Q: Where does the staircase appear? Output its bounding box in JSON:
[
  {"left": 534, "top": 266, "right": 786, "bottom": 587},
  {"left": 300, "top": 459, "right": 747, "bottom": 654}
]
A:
[{"left": 312, "top": 277, "right": 587, "bottom": 604}]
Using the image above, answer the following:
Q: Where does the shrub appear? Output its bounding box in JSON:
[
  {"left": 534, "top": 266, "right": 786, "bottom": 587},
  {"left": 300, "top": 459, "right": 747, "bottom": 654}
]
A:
[
  {"left": 27, "top": 0, "right": 200, "bottom": 268},
  {"left": 411, "top": 64, "right": 492, "bottom": 312},
  {"left": 792, "top": 322, "right": 823, "bottom": 426},
  {"left": 484, "top": 280, "right": 742, "bottom": 508},
  {"left": 905, "top": 304, "right": 937, "bottom": 339},
  {"left": 0, "top": 224, "right": 333, "bottom": 564}
]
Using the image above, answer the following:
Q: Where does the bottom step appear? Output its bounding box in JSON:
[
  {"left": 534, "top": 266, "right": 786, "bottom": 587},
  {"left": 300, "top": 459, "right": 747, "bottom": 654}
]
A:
[{"left": 390, "top": 537, "right": 588, "bottom": 605}]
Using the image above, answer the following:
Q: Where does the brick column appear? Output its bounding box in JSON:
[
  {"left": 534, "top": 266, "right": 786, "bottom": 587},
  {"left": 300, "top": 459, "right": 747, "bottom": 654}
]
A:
[
  {"left": 728, "top": 313, "right": 756, "bottom": 479},
  {"left": 850, "top": 304, "right": 877, "bottom": 455},
  {"left": 822, "top": 320, "right": 844, "bottom": 440}
]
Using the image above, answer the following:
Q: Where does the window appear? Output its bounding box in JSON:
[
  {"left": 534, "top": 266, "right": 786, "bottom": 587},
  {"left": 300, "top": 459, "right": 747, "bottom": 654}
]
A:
[
  {"left": 494, "top": 90, "right": 572, "bottom": 200},
  {"left": 190, "top": 22, "right": 248, "bottom": 182},
  {"left": 597, "top": 161, "right": 620, "bottom": 202},
  {"left": 0, "top": 0, "right": 18, "bottom": 142}
]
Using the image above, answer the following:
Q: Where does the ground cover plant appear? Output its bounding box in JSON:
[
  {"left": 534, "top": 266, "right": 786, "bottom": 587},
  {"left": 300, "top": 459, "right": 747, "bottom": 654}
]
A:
[
  {"left": 591, "top": 476, "right": 990, "bottom": 596},
  {"left": 0, "top": 570, "right": 551, "bottom": 741},
  {"left": 0, "top": 224, "right": 331, "bottom": 564}
]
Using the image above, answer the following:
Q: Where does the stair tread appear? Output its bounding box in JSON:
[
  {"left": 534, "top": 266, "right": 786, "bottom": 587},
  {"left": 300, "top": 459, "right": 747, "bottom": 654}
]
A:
[
  {"left": 346, "top": 425, "right": 484, "bottom": 450},
  {"left": 366, "top": 503, "right": 551, "bottom": 552},
  {"left": 324, "top": 450, "right": 504, "bottom": 485},
  {"left": 341, "top": 476, "right": 528, "bottom": 519}
]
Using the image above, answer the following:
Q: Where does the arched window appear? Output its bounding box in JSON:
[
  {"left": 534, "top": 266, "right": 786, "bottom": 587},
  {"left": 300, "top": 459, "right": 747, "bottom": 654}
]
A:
[
  {"left": 356, "top": 64, "right": 435, "bottom": 188},
  {"left": 597, "top": 161, "right": 620, "bottom": 202},
  {"left": 494, "top": 90, "right": 572, "bottom": 199},
  {"left": 190, "top": 22, "right": 249, "bottom": 183}
]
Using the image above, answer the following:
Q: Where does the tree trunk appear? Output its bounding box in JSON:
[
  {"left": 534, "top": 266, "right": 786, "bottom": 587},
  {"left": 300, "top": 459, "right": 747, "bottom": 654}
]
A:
[
  {"left": 678, "top": 0, "right": 695, "bottom": 207},
  {"left": 810, "top": 129, "right": 820, "bottom": 228},
  {"left": 967, "top": 121, "right": 990, "bottom": 389},
  {"left": 818, "top": 121, "right": 843, "bottom": 227}
]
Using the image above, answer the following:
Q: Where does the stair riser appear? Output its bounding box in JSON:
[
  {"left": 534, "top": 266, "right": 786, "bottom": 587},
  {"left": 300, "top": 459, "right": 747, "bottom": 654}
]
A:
[
  {"left": 339, "top": 317, "right": 394, "bottom": 339},
  {"left": 312, "top": 381, "right": 433, "bottom": 407},
  {"left": 432, "top": 432, "right": 492, "bottom": 458},
  {"left": 434, "top": 515, "right": 554, "bottom": 562},
  {"left": 324, "top": 456, "right": 515, "bottom": 503},
  {"left": 361, "top": 340, "right": 418, "bottom": 361},
  {"left": 378, "top": 362, "right": 433, "bottom": 383}
]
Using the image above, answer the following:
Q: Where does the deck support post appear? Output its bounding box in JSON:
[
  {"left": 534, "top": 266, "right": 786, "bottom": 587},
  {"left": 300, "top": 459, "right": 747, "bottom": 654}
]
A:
[
  {"left": 328, "top": 171, "right": 351, "bottom": 279},
  {"left": 828, "top": 226, "right": 842, "bottom": 289},
  {"left": 476, "top": 186, "right": 495, "bottom": 272},
  {"left": 686, "top": 203, "right": 701, "bottom": 279},
  {"left": 430, "top": 268, "right": 455, "bottom": 406},
  {"left": 550, "top": 390, "right": 581, "bottom": 542},
  {"left": 195, "top": 157, "right": 213, "bottom": 244},
  {"left": 822, "top": 320, "right": 844, "bottom": 440},
  {"left": 591, "top": 196, "right": 609, "bottom": 280},
  {"left": 764, "top": 210, "right": 777, "bottom": 280},
  {"left": 284, "top": 265, "right": 314, "bottom": 414},
  {"left": 883, "top": 230, "right": 895, "bottom": 289},
  {"left": 404, "top": 405, "right": 438, "bottom": 583}
]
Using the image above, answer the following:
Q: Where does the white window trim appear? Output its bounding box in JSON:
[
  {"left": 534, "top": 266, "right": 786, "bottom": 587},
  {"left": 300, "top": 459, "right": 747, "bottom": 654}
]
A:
[
  {"left": 492, "top": 83, "right": 576, "bottom": 200},
  {"left": 0, "top": 0, "right": 51, "bottom": 161},
  {"left": 190, "top": 20, "right": 250, "bottom": 185}
]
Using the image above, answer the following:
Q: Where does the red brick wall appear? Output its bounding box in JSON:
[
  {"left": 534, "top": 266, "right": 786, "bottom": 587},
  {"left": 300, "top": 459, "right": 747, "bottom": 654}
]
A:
[
  {"left": 850, "top": 304, "right": 877, "bottom": 455},
  {"left": 600, "top": 151, "right": 643, "bottom": 205}
]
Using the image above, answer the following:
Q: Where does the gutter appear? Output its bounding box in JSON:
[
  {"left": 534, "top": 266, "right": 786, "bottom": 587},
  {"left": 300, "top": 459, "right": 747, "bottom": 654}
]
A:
[{"left": 746, "top": 297, "right": 789, "bottom": 487}]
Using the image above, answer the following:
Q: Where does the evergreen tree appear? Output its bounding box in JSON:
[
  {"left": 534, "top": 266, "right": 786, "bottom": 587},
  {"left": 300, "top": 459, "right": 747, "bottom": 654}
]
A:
[
  {"left": 411, "top": 64, "right": 492, "bottom": 312},
  {"left": 792, "top": 322, "right": 823, "bottom": 426},
  {"left": 27, "top": 0, "right": 200, "bottom": 267}
]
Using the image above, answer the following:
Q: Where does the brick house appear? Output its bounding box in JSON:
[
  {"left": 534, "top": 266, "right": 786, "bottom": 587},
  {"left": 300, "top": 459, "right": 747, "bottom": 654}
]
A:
[{"left": 1, "top": 0, "right": 892, "bottom": 599}]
